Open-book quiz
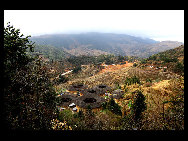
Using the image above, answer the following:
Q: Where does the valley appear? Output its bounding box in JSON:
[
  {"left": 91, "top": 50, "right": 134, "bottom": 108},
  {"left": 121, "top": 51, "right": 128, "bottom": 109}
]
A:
[
  {"left": 31, "top": 32, "right": 183, "bottom": 58},
  {"left": 4, "top": 10, "right": 184, "bottom": 132},
  {"left": 48, "top": 45, "right": 184, "bottom": 130},
  {"left": 4, "top": 26, "right": 184, "bottom": 130}
]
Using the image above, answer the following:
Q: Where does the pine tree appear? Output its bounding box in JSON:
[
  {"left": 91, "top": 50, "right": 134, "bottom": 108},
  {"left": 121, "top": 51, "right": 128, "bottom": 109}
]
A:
[{"left": 132, "top": 90, "right": 146, "bottom": 122}]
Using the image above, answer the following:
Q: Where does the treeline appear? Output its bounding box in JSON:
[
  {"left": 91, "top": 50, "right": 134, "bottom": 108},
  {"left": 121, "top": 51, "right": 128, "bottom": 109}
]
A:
[{"left": 66, "top": 54, "right": 138, "bottom": 68}]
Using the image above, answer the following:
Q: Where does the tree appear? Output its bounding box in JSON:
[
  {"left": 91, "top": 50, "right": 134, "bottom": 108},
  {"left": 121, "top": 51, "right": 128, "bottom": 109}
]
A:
[
  {"left": 4, "top": 22, "right": 35, "bottom": 129},
  {"left": 117, "top": 55, "right": 125, "bottom": 62},
  {"left": 148, "top": 55, "right": 157, "bottom": 61},
  {"left": 140, "top": 59, "right": 147, "bottom": 64},
  {"left": 4, "top": 22, "right": 34, "bottom": 86},
  {"left": 125, "top": 76, "right": 140, "bottom": 86},
  {"left": 173, "top": 62, "right": 184, "bottom": 74},
  {"left": 104, "top": 56, "right": 113, "bottom": 65},
  {"left": 4, "top": 23, "right": 57, "bottom": 129},
  {"left": 72, "top": 65, "right": 81, "bottom": 73},
  {"left": 103, "top": 98, "right": 122, "bottom": 116},
  {"left": 133, "top": 63, "right": 138, "bottom": 67},
  {"left": 132, "top": 90, "right": 146, "bottom": 122}
]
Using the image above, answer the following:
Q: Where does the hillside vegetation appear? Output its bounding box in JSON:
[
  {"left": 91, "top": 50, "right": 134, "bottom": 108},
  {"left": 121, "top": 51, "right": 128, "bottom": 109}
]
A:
[
  {"left": 31, "top": 33, "right": 183, "bottom": 58},
  {"left": 53, "top": 45, "right": 184, "bottom": 130},
  {"left": 140, "top": 45, "right": 184, "bottom": 75},
  {"left": 4, "top": 23, "right": 184, "bottom": 131}
]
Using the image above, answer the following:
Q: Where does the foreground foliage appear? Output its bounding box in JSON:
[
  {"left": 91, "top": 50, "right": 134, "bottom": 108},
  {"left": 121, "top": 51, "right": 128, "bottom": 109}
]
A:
[{"left": 4, "top": 23, "right": 57, "bottom": 130}]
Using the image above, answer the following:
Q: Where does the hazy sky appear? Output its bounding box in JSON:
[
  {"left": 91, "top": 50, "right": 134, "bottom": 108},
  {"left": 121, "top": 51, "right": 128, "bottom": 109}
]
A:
[{"left": 4, "top": 10, "right": 184, "bottom": 42}]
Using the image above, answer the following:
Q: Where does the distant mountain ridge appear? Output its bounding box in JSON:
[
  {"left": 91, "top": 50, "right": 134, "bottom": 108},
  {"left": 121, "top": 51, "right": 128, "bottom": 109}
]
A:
[{"left": 31, "top": 32, "right": 183, "bottom": 58}]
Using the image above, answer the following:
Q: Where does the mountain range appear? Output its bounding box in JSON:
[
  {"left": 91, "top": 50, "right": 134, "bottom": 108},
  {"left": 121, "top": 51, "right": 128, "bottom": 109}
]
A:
[{"left": 31, "top": 32, "right": 183, "bottom": 58}]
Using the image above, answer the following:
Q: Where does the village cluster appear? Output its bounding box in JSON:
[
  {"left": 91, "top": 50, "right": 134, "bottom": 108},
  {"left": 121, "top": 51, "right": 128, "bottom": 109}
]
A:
[{"left": 56, "top": 84, "right": 124, "bottom": 113}]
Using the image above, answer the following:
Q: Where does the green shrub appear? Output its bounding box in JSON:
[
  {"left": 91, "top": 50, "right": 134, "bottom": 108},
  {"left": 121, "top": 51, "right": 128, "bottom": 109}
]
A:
[
  {"left": 72, "top": 66, "right": 82, "bottom": 73},
  {"left": 125, "top": 76, "right": 140, "bottom": 86},
  {"left": 103, "top": 98, "right": 122, "bottom": 116},
  {"left": 173, "top": 62, "right": 184, "bottom": 74},
  {"left": 133, "top": 63, "right": 138, "bottom": 67},
  {"left": 132, "top": 90, "right": 146, "bottom": 122},
  {"left": 162, "top": 56, "right": 178, "bottom": 63},
  {"left": 148, "top": 55, "right": 157, "bottom": 61},
  {"left": 146, "top": 78, "right": 152, "bottom": 83},
  {"left": 140, "top": 59, "right": 147, "bottom": 64},
  {"left": 59, "top": 109, "right": 74, "bottom": 126}
]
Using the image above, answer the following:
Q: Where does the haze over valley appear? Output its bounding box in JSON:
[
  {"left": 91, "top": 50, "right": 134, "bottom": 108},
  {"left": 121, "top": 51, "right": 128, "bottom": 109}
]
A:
[{"left": 31, "top": 32, "right": 183, "bottom": 58}]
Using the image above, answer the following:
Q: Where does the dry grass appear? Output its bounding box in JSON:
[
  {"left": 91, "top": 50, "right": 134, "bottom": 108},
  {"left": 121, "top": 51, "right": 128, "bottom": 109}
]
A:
[
  {"left": 54, "top": 62, "right": 184, "bottom": 130},
  {"left": 55, "top": 63, "right": 179, "bottom": 92},
  {"left": 99, "top": 61, "right": 133, "bottom": 73},
  {"left": 140, "top": 77, "right": 184, "bottom": 129}
]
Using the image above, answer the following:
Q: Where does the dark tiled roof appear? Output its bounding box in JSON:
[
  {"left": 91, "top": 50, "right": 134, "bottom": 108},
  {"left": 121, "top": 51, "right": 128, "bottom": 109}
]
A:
[
  {"left": 68, "top": 84, "right": 88, "bottom": 92},
  {"left": 75, "top": 93, "right": 105, "bottom": 109},
  {"left": 59, "top": 93, "right": 78, "bottom": 107},
  {"left": 80, "top": 88, "right": 100, "bottom": 96},
  {"left": 93, "top": 84, "right": 111, "bottom": 95},
  {"left": 60, "top": 84, "right": 113, "bottom": 109}
]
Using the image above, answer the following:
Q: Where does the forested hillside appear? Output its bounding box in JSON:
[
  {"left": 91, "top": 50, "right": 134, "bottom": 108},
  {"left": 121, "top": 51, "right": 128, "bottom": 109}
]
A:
[
  {"left": 140, "top": 45, "right": 184, "bottom": 75},
  {"left": 31, "top": 33, "right": 183, "bottom": 58},
  {"left": 30, "top": 44, "right": 72, "bottom": 60}
]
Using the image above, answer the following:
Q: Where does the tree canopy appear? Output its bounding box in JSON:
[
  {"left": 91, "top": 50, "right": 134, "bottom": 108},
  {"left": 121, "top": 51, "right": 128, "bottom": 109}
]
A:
[{"left": 4, "top": 22, "right": 57, "bottom": 130}]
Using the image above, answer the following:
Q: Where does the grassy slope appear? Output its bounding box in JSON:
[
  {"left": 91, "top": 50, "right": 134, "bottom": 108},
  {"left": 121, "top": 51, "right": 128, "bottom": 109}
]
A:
[{"left": 54, "top": 46, "right": 184, "bottom": 130}]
